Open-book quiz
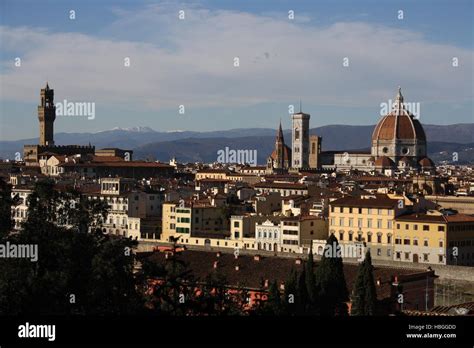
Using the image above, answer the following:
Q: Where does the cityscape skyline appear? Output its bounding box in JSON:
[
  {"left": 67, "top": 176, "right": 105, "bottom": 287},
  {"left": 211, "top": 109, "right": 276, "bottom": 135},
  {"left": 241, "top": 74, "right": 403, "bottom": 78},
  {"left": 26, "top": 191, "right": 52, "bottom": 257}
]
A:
[{"left": 1, "top": 1, "right": 473, "bottom": 343}]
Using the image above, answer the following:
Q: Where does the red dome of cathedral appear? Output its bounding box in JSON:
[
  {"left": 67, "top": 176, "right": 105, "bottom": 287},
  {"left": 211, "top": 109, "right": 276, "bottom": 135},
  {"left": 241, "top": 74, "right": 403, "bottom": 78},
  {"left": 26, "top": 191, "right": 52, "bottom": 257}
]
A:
[
  {"left": 419, "top": 157, "right": 434, "bottom": 168},
  {"left": 371, "top": 88, "right": 426, "bottom": 142},
  {"left": 374, "top": 156, "right": 395, "bottom": 168}
]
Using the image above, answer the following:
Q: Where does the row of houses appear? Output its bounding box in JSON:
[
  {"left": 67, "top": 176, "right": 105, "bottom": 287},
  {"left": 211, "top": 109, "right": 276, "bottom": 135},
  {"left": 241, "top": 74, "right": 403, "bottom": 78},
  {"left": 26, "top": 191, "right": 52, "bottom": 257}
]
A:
[{"left": 10, "top": 170, "right": 474, "bottom": 267}]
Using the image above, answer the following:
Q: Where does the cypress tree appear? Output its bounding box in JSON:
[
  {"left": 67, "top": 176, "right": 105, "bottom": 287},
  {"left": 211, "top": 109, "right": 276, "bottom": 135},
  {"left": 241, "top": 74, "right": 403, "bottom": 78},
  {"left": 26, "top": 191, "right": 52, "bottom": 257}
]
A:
[
  {"left": 263, "top": 280, "right": 283, "bottom": 315},
  {"left": 351, "top": 250, "right": 377, "bottom": 315},
  {"left": 297, "top": 267, "right": 308, "bottom": 314},
  {"left": 283, "top": 269, "right": 297, "bottom": 315},
  {"left": 305, "top": 250, "right": 318, "bottom": 313},
  {"left": 315, "top": 234, "right": 349, "bottom": 316}
]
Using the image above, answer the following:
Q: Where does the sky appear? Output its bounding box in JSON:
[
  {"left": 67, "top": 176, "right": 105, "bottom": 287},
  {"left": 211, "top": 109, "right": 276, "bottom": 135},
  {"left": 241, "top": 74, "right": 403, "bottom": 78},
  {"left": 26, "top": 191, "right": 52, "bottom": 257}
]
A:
[{"left": 0, "top": 0, "right": 473, "bottom": 141}]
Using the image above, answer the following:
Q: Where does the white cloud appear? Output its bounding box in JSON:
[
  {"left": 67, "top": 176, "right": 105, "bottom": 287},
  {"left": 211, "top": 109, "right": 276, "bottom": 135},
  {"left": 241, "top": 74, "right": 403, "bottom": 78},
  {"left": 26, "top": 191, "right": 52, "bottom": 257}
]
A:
[{"left": 0, "top": 3, "right": 472, "bottom": 113}]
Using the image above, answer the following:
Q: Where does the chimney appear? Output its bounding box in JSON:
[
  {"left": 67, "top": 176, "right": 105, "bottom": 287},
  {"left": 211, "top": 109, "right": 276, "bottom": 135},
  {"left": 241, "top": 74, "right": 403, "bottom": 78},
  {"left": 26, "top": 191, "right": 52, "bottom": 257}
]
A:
[{"left": 254, "top": 255, "right": 261, "bottom": 261}]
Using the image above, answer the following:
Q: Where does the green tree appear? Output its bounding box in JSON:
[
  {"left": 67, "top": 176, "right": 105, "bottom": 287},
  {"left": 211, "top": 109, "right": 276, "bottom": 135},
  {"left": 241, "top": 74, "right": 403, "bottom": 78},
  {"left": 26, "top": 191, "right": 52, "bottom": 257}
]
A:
[
  {"left": 283, "top": 269, "right": 298, "bottom": 315},
  {"left": 351, "top": 250, "right": 377, "bottom": 316},
  {"left": 305, "top": 250, "right": 319, "bottom": 314},
  {"left": 0, "top": 180, "right": 143, "bottom": 315},
  {"left": 261, "top": 280, "right": 283, "bottom": 315},
  {"left": 297, "top": 267, "right": 308, "bottom": 314},
  {"left": 315, "top": 234, "right": 349, "bottom": 316},
  {"left": 0, "top": 177, "right": 15, "bottom": 239}
]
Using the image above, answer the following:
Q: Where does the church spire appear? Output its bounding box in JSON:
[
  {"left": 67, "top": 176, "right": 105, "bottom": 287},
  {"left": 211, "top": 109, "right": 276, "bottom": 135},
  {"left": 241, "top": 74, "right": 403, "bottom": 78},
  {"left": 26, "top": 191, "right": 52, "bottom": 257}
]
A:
[{"left": 276, "top": 119, "right": 284, "bottom": 142}]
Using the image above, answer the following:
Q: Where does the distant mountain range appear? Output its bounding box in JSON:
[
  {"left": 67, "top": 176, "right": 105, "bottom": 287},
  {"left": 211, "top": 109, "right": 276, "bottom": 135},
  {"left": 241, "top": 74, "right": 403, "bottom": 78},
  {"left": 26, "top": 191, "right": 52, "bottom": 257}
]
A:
[{"left": 1, "top": 123, "right": 473, "bottom": 164}]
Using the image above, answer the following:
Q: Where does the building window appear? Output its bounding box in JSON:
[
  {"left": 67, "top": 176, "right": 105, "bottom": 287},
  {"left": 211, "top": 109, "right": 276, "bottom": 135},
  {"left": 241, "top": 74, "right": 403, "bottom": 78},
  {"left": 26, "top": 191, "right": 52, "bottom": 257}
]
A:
[
  {"left": 377, "top": 248, "right": 381, "bottom": 256},
  {"left": 377, "top": 234, "right": 382, "bottom": 243},
  {"left": 403, "top": 238, "right": 410, "bottom": 245},
  {"left": 367, "top": 234, "right": 372, "bottom": 243},
  {"left": 234, "top": 221, "right": 240, "bottom": 228},
  {"left": 396, "top": 224, "right": 400, "bottom": 229},
  {"left": 413, "top": 239, "right": 418, "bottom": 246},
  {"left": 424, "top": 240, "right": 428, "bottom": 247},
  {"left": 423, "top": 225, "right": 429, "bottom": 231},
  {"left": 349, "top": 233, "right": 353, "bottom": 241},
  {"left": 405, "top": 252, "right": 410, "bottom": 260},
  {"left": 358, "top": 219, "right": 363, "bottom": 228},
  {"left": 349, "top": 218, "right": 353, "bottom": 227},
  {"left": 423, "top": 254, "right": 429, "bottom": 261},
  {"left": 358, "top": 208, "right": 362, "bottom": 214},
  {"left": 396, "top": 252, "right": 401, "bottom": 259},
  {"left": 439, "top": 241, "right": 443, "bottom": 248},
  {"left": 387, "top": 235, "right": 392, "bottom": 244},
  {"left": 438, "top": 226, "right": 445, "bottom": 232},
  {"left": 405, "top": 224, "right": 409, "bottom": 230},
  {"left": 339, "top": 218, "right": 344, "bottom": 227},
  {"left": 339, "top": 232, "right": 344, "bottom": 241},
  {"left": 414, "top": 225, "right": 418, "bottom": 231},
  {"left": 438, "top": 255, "right": 443, "bottom": 263},
  {"left": 377, "top": 220, "right": 382, "bottom": 229},
  {"left": 367, "top": 219, "right": 372, "bottom": 228},
  {"left": 387, "top": 221, "right": 392, "bottom": 229}
]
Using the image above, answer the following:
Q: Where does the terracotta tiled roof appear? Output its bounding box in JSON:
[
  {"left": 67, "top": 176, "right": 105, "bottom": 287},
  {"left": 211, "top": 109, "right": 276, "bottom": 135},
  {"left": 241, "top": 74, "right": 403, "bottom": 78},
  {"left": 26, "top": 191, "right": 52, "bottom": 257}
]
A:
[
  {"left": 372, "top": 114, "right": 426, "bottom": 142},
  {"left": 374, "top": 156, "right": 395, "bottom": 168},
  {"left": 330, "top": 195, "right": 399, "bottom": 208},
  {"left": 430, "top": 302, "right": 474, "bottom": 315},
  {"left": 142, "top": 250, "right": 432, "bottom": 300},
  {"left": 270, "top": 145, "right": 291, "bottom": 162},
  {"left": 60, "top": 161, "right": 173, "bottom": 168},
  {"left": 418, "top": 157, "right": 434, "bottom": 168},
  {"left": 91, "top": 155, "right": 124, "bottom": 162},
  {"left": 395, "top": 212, "right": 474, "bottom": 223},
  {"left": 197, "top": 169, "right": 230, "bottom": 174},
  {"left": 372, "top": 89, "right": 426, "bottom": 142},
  {"left": 254, "top": 182, "right": 307, "bottom": 189}
]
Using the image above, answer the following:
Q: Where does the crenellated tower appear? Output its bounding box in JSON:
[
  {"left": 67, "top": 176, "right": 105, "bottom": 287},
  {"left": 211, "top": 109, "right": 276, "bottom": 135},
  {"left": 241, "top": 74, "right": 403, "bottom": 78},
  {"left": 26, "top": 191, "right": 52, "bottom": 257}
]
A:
[{"left": 38, "top": 82, "right": 56, "bottom": 146}]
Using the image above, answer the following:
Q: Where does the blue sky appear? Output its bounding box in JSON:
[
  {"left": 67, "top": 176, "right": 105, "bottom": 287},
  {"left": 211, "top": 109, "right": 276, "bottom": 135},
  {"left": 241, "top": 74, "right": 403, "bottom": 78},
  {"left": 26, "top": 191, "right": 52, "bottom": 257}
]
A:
[{"left": 0, "top": 0, "right": 473, "bottom": 140}]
